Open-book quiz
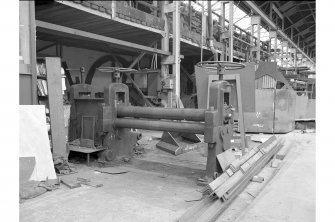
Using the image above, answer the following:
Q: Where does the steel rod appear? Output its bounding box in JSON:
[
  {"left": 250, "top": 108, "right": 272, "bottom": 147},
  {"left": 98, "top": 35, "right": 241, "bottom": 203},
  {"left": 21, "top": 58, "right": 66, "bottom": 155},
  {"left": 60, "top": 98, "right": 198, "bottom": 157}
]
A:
[
  {"left": 114, "top": 118, "right": 205, "bottom": 134},
  {"left": 117, "top": 106, "right": 207, "bottom": 121}
]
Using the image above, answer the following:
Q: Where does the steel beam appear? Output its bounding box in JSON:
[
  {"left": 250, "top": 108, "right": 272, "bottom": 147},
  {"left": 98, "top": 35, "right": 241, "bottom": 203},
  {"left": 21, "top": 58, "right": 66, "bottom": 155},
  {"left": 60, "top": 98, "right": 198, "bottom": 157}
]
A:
[
  {"left": 36, "top": 20, "right": 170, "bottom": 56},
  {"left": 114, "top": 118, "right": 205, "bottom": 134},
  {"left": 117, "top": 106, "right": 206, "bottom": 121},
  {"left": 284, "top": 14, "right": 313, "bottom": 31},
  {"left": 244, "top": 1, "right": 315, "bottom": 65},
  {"left": 304, "top": 34, "right": 315, "bottom": 44},
  {"left": 37, "top": 42, "right": 57, "bottom": 53},
  {"left": 271, "top": 3, "right": 284, "bottom": 20},
  {"left": 278, "top": 1, "right": 294, "bottom": 12}
]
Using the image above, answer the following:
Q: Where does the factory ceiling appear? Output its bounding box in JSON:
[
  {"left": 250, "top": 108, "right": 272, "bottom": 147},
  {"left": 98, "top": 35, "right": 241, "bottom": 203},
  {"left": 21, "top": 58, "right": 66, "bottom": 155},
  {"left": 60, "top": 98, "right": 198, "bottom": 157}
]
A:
[{"left": 248, "top": 1, "right": 316, "bottom": 60}]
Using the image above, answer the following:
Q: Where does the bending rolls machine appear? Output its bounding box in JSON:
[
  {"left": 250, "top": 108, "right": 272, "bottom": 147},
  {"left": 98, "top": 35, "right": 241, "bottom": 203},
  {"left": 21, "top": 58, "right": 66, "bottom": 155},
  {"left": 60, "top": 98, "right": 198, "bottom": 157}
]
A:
[{"left": 69, "top": 62, "right": 245, "bottom": 179}]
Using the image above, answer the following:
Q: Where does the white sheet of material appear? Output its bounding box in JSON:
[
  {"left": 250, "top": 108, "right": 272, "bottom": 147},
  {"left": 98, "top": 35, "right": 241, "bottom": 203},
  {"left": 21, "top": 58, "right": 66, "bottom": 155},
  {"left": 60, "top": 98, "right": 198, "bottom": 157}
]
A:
[{"left": 19, "top": 105, "right": 57, "bottom": 181}]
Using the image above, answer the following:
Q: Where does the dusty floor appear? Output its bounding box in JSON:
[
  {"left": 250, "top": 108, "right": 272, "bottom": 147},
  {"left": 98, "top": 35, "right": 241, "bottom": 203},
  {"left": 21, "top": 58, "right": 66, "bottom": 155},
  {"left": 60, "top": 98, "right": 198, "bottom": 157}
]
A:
[
  {"left": 234, "top": 131, "right": 315, "bottom": 222},
  {"left": 19, "top": 130, "right": 315, "bottom": 222},
  {"left": 217, "top": 131, "right": 315, "bottom": 222}
]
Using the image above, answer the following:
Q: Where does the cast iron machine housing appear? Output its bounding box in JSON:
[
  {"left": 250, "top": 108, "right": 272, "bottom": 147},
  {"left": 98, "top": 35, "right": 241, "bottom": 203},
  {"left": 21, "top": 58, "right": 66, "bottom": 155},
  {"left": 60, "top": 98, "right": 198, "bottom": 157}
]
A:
[{"left": 68, "top": 67, "right": 141, "bottom": 154}]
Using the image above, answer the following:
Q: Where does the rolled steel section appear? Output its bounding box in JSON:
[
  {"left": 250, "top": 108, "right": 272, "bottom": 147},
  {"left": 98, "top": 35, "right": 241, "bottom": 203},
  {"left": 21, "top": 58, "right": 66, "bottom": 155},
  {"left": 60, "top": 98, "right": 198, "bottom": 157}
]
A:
[
  {"left": 114, "top": 118, "right": 205, "bottom": 134},
  {"left": 117, "top": 106, "right": 206, "bottom": 121}
]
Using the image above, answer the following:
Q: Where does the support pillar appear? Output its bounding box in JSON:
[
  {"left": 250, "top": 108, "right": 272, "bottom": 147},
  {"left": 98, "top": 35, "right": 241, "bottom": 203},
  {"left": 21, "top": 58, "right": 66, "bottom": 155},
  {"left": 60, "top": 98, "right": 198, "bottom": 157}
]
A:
[
  {"left": 292, "top": 48, "right": 297, "bottom": 72},
  {"left": 286, "top": 46, "right": 291, "bottom": 67},
  {"left": 220, "top": 2, "right": 226, "bottom": 61},
  {"left": 229, "top": 1, "right": 234, "bottom": 62},
  {"left": 200, "top": 3, "right": 206, "bottom": 62},
  {"left": 172, "top": 0, "right": 181, "bottom": 102},
  {"left": 282, "top": 41, "right": 288, "bottom": 68},
  {"left": 251, "top": 15, "right": 261, "bottom": 62},
  {"left": 281, "top": 42, "right": 284, "bottom": 67},
  {"left": 160, "top": 1, "right": 172, "bottom": 107},
  {"left": 256, "top": 21, "right": 261, "bottom": 61},
  {"left": 272, "top": 32, "right": 277, "bottom": 62},
  {"left": 250, "top": 15, "right": 254, "bottom": 62}
]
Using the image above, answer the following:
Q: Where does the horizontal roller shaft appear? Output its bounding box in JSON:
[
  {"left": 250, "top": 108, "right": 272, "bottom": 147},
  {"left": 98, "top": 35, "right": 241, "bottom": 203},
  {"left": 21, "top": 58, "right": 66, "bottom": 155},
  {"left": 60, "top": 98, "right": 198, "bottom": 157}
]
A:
[
  {"left": 114, "top": 118, "right": 205, "bottom": 134},
  {"left": 117, "top": 106, "right": 206, "bottom": 121}
]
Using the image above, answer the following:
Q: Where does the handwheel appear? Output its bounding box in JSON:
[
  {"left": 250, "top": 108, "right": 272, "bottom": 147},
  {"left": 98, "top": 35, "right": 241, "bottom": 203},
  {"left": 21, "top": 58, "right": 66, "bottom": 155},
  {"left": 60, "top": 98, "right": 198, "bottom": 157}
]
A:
[
  {"left": 97, "top": 67, "right": 137, "bottom": 83},
  {"left": 197, "top": 61, "right": 245, "bottom": 71},
  {"left": 97, "top": 67, "right": 137, "bottom": 73}
]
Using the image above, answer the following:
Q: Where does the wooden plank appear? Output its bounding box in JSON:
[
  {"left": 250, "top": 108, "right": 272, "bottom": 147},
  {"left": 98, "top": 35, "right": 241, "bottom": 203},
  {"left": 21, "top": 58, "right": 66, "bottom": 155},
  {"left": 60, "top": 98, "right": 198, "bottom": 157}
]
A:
[
  {"left": 45, "top": 57, "right": 67, "bottom": 157},
  {"left": 36, "top": 20, "right": 170, "bottom": 56}
]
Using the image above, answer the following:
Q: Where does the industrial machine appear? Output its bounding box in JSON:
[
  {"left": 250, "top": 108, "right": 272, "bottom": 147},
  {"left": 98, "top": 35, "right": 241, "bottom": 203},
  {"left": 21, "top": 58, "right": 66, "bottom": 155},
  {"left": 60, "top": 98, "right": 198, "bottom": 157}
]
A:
[{"left": 69, "top": 62, "right": 243, "bottom": 179}]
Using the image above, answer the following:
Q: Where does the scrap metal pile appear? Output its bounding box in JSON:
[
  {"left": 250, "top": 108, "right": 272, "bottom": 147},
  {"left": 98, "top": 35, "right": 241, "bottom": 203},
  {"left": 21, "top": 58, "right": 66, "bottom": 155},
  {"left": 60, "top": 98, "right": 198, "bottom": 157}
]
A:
[{"left": 179, "top": 136, "right": 284, "bottom": 222}]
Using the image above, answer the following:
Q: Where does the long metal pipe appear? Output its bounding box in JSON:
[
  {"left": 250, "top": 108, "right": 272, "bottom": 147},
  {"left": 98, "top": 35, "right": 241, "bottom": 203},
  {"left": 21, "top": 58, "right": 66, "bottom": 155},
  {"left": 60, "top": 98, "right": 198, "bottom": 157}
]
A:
[
  {"left": 244, "top": 1, "right": 315, "bottom": 65},
  {"left": 114, "top": 118, "right": 205, "bottom": 134},
  {"left": 117, "top": 106, "right": 206, "bottom": 121}
]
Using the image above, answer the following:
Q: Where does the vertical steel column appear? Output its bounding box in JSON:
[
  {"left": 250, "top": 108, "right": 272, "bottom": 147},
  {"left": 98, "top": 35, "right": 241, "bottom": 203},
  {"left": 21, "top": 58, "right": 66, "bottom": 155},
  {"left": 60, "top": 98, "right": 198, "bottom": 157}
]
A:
[
  {"left": 249, "top": 12, "right": 254, "bottom": 62},
  {"left": 251, "top": 15, "right": 261, "bottom": 62},
  {"left": 267, "top": 28, "right": 272, "bottom": 62},
  {"left": 286, "top": 45, "right": 289, "bottom": 68},
  {"left": 153, "top": 1, "right": 158, "bottom": 16},
  {"left": 281, "top": 42, "right": 283, "bottom": 67},
  {"left": 172, "top": 0, "right": 181, "bottom": 100},
  {"left": 256, "top": 22, "right": 260, "bottom": 62},
  {"left": 220, "top": 2, "right": 226, "bottom": 61},
  {"left": 229, "top": 1, "right": 234, "bottom": 62},
  {"left": 292, "top": 48, "right": 297, "bottom": 73},
  {"left": 188, "top": 0, "right": 192, "bottom": 31},
  {"left": 282, "top": 41, "right": 288, "bottom": 68},
  {"left": 274, "top": 32, "right": 277, "bottom": 63},
  {"left": 29, "top": 1, "right": 37, "bottom": 104},
  {"left": 160, "top": 1, "right": 171, "bottom": 107},
  {"left": 200, "top": 3, "right": 206, "bottom": 62}
]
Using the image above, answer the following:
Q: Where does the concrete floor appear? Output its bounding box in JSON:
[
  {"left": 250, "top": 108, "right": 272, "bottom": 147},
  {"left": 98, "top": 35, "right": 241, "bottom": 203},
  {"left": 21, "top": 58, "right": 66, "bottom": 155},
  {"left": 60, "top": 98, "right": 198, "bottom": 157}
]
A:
[
  {"left": 20, "top": 130, "right": 315, "bottom": 222},
  {"left": 217, "top": 131, "right": 315, "bottom": 222},
  {"left": 20, "top": 130, "right": 207, "bottom": 222}
]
